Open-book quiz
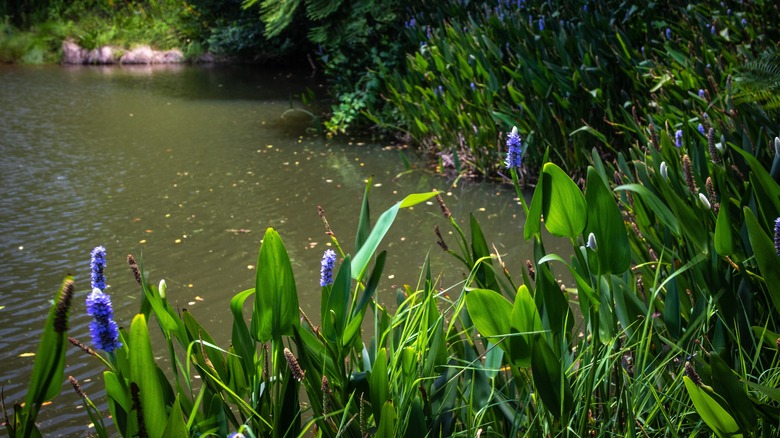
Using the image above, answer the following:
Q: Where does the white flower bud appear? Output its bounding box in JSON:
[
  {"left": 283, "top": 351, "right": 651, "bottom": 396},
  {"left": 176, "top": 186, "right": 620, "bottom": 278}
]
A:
[
  {"left": 698, "top": 193, "right": 711, "bottom": 210},
  {"left": 587, "top": 232, "right": 598, "bottom": 251},
  {"left": 158, "top": 279, "right": 167, "bottom": 300},
  {"left": 660, "top": 161, "right": 668, "bottom": 180},
  {"left": 774, "top": 136, "right": 780, "bottom": 157}
]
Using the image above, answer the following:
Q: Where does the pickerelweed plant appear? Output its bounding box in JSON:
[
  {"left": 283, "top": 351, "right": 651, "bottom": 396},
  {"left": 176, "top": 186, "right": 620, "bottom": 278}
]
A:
[{"left": 5, "top": 129, "right": 780, "bottom": 436}]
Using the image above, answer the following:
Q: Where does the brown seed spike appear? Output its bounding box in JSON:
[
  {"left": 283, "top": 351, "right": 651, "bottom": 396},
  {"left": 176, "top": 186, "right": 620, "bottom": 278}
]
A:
[
  {"left": 435, "top": 193, "right": 452, "bottom": 220},
  {"left": 127, "top": 254, "right": 142, "bottom": 285},
  {"left": 682, "top": 155, "right": 698, "bottom": 195},
  {"left": 707, "top": 128, "right": 721, "bottom": 165},
  {"left": 284, "top": 348, "right": 305, "bottom": 381},
  {"left": 68, "top": 336, "right": 97, "bottom": 357},
  {"left": 54, "top": 279, "right": 75, "bottom": 334},
  {"left": 684, "top": 361, "right": 703, "bottom": 386},
  {"left": 130, "top": 382, "right": 149, "bottom": 438},
  {"left": 434, "top": 225, "right": 448, "bottom": 251},
  {"left": 68, "top": 375, "right": 86, "bottom": 399},
  {"left": 525, "top": 259, "right": 536, "bottom": 281}
]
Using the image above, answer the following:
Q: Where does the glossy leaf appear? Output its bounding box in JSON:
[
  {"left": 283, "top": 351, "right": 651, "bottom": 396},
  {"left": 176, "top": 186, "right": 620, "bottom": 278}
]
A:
[
  {"left": 370, "top": 348, "right": 389, "bottom": 421},
  {"left": 531, "top": 335, "right": 573, "bottom": 418},
  {"left": 744, "top": 208, "right": 780, "bottom": 315},
  {"left": 129, "top": 314, "right": 168, "bottom": 438},
  {"left": 351, "top": 191, "right": 438, "bottom": 281},
  {"left": 377, "top": 401, "right": 398, "bottom": 438},
  {"left": 541, "top": 162, "right": 587, "bottom": 238},
  {"left": 714, "top": 202, "right": 735, "bottom": 256},
  {"left": 584, "top": 167, "right": 630, "bottom": 274},
  {"left": 163, "top": 396, "right": 188, "bottom": 437},
  {"left": 465, "top": 288, "right": 512, "bottom": 341},
  {"left": 251, "top": 228, "right": 299, "bottom": 342},
  {"left": 683, "top": 376, "right": 742, "bottom": 437}
]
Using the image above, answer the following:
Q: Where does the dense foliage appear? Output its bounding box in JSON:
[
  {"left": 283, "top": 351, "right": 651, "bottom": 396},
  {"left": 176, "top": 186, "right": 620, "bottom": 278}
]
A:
[
  {"left": 4, "top": 3, "right": 780, "bottom": 435},
  {"left": 6, "top": 118, "right": 780, "bottom": 436}
]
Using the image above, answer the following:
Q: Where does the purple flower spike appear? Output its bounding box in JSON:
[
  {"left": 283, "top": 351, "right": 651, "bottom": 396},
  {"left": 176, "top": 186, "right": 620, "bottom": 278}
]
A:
[
  {"left": 505, "top": 126, "right": 523, "bottom": 170},
  {"left": 90, "top": 246, "right": 107, "bottom": 291},
  {"left": 86, "top": 288, "right": 122, "bottom": 353},
  {"left": 675, "top": 129, "right": 683, "bottom": 148},
  {"left": 320, "top": 249, "right": 337, "bottom": 287},
  {"left": 775, "top": 217, "right": 780, "bottom": 257}
]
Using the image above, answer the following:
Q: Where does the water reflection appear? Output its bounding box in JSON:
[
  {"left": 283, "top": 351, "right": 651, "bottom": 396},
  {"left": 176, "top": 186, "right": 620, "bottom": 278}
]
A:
[{"left": 0, "top": 64, "right": 534, "bottom": 435}]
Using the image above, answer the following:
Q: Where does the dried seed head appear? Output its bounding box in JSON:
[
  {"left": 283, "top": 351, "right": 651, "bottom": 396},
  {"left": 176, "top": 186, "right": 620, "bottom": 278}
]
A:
[
  {"left": 321, "top": 375, "right": 332, "bottom": 414},
  {"left": 682, "top": 155, "right": 698, "bottom": 195},
  {"left": 54, "top": 278, "right": 75, "bottom": 333},
  {"left": 707, "top": 128, "right": 721, "bottom": 165},
  {"left": 525, "top": 259, "right": 536, "bottom": 281},
  {"left": 318, "top": 205, "right": 333, "bottom": 235},
  {"left": 649, "top": 123, "right": 659, "bottom": 150},
  {"left": 68, "top": 375, "right": 86, "bottom": 399},
  {"left": 284, "top": 348, "right": 305, "bottom": 381},
  {"left": 435, "top": 193, "right": 452, "bottom": 219},
  {"left": 684, "top": 361, "right": 703, "bottom": 386},
  {"left": 68, "top": 336, "right": 97, "bottom": 357},
  {"left": 127, "top": 254, "right": 142, "bottom": 285},
  {"left": 434, "top": 225, "right": 448, "bottom": 251}
]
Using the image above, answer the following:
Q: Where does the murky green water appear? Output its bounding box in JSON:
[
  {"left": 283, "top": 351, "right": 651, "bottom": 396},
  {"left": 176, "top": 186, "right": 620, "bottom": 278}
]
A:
[{"left": 0, "top": 64, "right": 535, "bottom": 435}]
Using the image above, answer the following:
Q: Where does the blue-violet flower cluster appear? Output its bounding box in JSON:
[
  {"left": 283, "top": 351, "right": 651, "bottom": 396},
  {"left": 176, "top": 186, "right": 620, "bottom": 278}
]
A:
[
  {"left": 675, "top": 129, "right": 683, "bottom": 148},
  {"left": 86, "top": 288, "right": 122, "bottom": 352},
  {"left": 90, "top": 246, "right": 107, "bottom": 291},
  {"left": 505, "top": 126, "right": 523, "bottom": 170},
  {"left": 774, "top": 217, "right": 780, "bottom": 257},
  {"left": 320, "top": 249, "right": 337, "bottom": 287}
]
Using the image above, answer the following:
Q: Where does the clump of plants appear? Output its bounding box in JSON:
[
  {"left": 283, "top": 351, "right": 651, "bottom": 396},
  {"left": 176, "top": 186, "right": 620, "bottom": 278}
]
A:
[{"left": 5, "top": 100, "right": 780, "bottom": 436}]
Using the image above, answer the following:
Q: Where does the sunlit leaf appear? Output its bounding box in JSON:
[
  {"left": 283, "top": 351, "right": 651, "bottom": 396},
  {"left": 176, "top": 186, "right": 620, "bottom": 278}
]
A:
[
  {"left": 683, "top": 376, "right": 742, "bottom": 437},
  {"left": 251, "top": 228, "right": 299, "bottom": 342},
  {"left": 541, "top": 162, "right": 587, "bottom": 238}
]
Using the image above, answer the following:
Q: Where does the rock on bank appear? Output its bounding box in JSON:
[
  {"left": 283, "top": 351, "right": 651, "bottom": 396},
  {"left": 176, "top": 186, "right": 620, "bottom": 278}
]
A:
[{"left": 61, "top": 39, "right": 184, "bottom": 65}]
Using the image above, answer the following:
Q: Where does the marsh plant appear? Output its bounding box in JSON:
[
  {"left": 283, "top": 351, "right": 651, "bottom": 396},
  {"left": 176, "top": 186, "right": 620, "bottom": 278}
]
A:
[{"left": 5, "top": 112, "right": 780, "bottom": 437}]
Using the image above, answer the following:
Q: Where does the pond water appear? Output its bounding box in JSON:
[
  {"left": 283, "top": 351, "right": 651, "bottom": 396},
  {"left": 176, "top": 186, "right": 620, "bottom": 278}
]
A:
[{"left": 0, "top": 64, "right": 537, "bottom": 436}]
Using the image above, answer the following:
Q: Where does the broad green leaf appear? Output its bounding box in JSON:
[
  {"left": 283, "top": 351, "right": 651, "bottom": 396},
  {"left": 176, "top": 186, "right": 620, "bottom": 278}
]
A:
[
  {"left": 104, "top": 370, "right": 132, "bottom": 437},
  {"left": 531, "top": 335, "right": 573, "bottom": 418},
  {"left": 710, "top": 353, "right": 758, "bottom": 432},
  {"left": 615, "top": 184, "right": 680, "bottom": 235},
  {"left": 683, "top": 376, "right": 742, "bottom": 437},
  {"left": 541, "top": 162, "right": 587, "bottom": 238},
  {"left": 25, "top": 276, "right": 72, "bottom": 408},
  {"left": 465, "top": 289, "right": 512, "bottom": 340},
  {"left": 163, "top": 396, "right": 188, "bottom": 437},
  {"left": 376, "top": 401, "right": 398, "bottom": 438},
  {"left": 229, "top": 288, "right": 255, "bottom": 380},
  {"left": 524, "top": 167, "right": 544, "bottom": 239},
  {"left": 343, "top": 252, "right": 385, "bottom": 346},
  {"left": 355, "top": 177, "right": 372, "bottom": 254},
  {"left": 130, "top": 314, "right": 167, "bottom": 438},
  {"left": 744, "top": 208, "right": 780, "bottom": 315},
  {"left": 715, "top": 203, "right": 735, "bottom": 256},
  {"left": 584, "top": 167, "right": 630, "bottom": 274},
  {"left": 509, "top": 285, "right": 542, "bottom": 368},
  {"left": 251, "top": 228, "right": 299, "bottom": 342},
  {"left": 351, "top": 191, "right": 438, "bottom": 281},
  {"left": 370, "top": 348, "right": 389, "bottom": 421},
  {"left": 731, "top": 145, "right": 780, "bottom": 221}
]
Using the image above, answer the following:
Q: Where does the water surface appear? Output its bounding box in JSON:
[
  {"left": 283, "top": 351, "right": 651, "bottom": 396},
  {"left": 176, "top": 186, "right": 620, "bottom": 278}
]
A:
[{"left": 0, "top": 64, "right": 533, "bottom": 436}]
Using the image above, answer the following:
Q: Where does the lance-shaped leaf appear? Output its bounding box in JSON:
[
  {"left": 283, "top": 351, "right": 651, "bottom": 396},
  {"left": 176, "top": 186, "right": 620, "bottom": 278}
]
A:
[
  {"left": 251, "top": 228, "right": 299, "bottom": 342},
  {"left": 541, "top": 162, "right": 587, "bottom": 238},
  {"left": 584, "top": 167, "right": 630, "bottom": 274}
]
